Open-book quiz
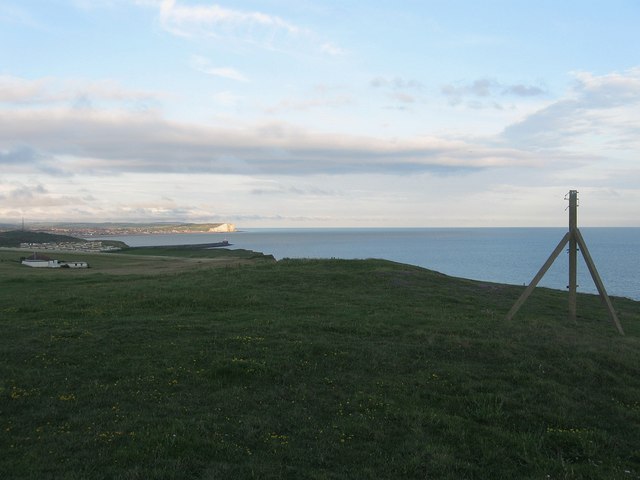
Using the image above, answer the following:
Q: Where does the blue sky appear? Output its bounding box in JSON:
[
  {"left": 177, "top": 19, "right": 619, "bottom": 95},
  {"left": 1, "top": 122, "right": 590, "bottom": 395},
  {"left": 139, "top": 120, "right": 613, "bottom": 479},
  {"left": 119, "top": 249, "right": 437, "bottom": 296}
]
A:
[{"left": 1, "top": 0, "right": 639, "bottom": 227}]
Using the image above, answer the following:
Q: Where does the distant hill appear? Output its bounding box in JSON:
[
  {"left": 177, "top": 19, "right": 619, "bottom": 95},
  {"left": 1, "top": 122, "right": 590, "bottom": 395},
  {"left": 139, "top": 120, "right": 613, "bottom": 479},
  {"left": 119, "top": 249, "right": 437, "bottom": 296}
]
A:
[
  {"left": 0, "top": 230, "right": 86, "bottom": 247},
  {"left": 2, "top": 222, "right": 237, "bottom": 236}
]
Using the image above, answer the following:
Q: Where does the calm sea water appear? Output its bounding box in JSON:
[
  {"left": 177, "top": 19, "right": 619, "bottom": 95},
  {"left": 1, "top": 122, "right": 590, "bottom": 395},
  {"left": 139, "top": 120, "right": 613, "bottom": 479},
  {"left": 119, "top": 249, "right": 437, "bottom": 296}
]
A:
[{"left": 91, "top": 228, "right": 640, "bottom": 300}]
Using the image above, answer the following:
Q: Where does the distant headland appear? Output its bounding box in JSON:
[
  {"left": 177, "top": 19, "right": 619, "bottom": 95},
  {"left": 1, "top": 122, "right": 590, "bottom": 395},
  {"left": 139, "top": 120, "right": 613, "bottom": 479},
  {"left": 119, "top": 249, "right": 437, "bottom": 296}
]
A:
[{"left": 0, "top": 222, "right": 236, "bottom": 237}]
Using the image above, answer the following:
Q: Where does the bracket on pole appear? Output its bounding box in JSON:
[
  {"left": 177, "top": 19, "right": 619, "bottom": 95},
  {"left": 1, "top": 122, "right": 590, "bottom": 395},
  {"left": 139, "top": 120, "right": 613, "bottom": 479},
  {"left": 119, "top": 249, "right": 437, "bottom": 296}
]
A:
[{"left": 505, "top": 190, "right": 624, "bottom": 335}]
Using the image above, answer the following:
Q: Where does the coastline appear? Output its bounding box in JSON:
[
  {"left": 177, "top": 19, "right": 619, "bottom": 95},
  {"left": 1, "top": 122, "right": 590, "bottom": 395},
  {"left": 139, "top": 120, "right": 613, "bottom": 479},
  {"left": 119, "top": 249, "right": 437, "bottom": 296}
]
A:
[{"left": 84, "top": 227, "right": 640, "bottom": 300}]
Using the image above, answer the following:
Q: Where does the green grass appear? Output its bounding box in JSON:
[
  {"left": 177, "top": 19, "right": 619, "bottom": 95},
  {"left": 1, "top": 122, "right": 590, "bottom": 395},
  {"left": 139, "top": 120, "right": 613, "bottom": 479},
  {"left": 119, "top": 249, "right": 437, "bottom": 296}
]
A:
[
  {"left": 0, "top": 230, "right": 85, "bottom": 247},
  {"left": 115, "top": 245, "right": 274, "bottom": 260},
  {"left": 0, "top": 230, "right": 127, "bottom": 249},
  {"left": 1, "top": 248, "right": 639, "bottom": 479}
]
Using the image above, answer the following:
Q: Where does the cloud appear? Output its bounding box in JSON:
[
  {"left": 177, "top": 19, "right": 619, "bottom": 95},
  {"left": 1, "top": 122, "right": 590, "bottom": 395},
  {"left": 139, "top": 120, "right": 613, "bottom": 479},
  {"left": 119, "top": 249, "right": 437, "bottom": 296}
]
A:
[
  {"left": 320, "top": 42, "right": 346, "bottom": 56},
  {"left": 264, "top": 94, "right": 353, "bottom": 114},
  {"left": 0, "top": 75, "right": 161, "bottom": 108},
  {"left": 370, "top": 77, "right": 423, "bottom": 90},
  {"left": 572, "top": 68, "right": 640, "bottom": 108},
  {"left": 212, "top": 91, "right": 243, "bottom": 107},
  {"left": 0, "top": 145, "right": 44, "bottom": 165},
  {"left": 79, "top": 1, "right": 341, "bottom": 59},
  {"left": 189, "top": 55, "right": 249, "bottom": 82},
  {"left": 442, "top": 78, "right": 494, "bottom": 98},
  {"left": 0, "top": 145, "right": 69, "bottom": 176},
  {"left": 0, "top": 107, "right": 539, "bottom": 177},
  {"left": 0, "top": 76, "right": 51, "bottom": 104},
  {"left": 0, "top": 182, "right": 86, "bottom": 211},
  {"left": 370, "top": 76, "right": 423, "bottom": 110},
  {"left": 206, "top": 67, "right": 248, "bottom": 82},
  {"left": 158, "top": 0, "right": 301, "bottom": 43},
  {"left": 250, "top": 183, "right": 336, "bottom": 197},
  {"left": 389, "top": 92, "right": 416, "bottom": 104},
  {"left": 502, "top": 84, "right": 546, "bottom": 97},
  {"left": 503, "top": 68, "right": 640, "bottom": 150},
  {"left": 7, "top": 184, "right": 48, "bottom": 201},
  {"left": 263, "top": 84, "right": 354, "bottom": 113},
  {"left": 442, "top": 78, "right": 547, "bottom": 105}
]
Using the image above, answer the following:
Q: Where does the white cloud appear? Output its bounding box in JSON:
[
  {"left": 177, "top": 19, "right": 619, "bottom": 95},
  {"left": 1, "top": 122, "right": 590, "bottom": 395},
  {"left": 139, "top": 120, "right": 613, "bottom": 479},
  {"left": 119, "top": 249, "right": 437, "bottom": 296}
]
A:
[
  {"left": 141, "top": 1, "right": 349, "bottom": 57},
  {"left": 0, "top": 181, "right": 90, "bottom": 215},
  {"left": 207, "top": 67, "right": 248, "bottom": 83},
  {"left": 0, "top": 75, "right": 161, "bottom": 108},
  {"left": 0, "top": 105, "right": 542, "bottom": 177},
  {"left": 390, "top": 92, "right": 416, "bottom": 104},
  {"left": 370, "top": 77, "right": 423, "bottom": 90},
  {"left": 2, "top": 68, "right": 638, "bottom": 225},
  {"left": 212, "top": 91, "right": 243, "bottom": 107},
  {"left": 264, "top": 94, "right": 353, "bottom": 114},
  {"left": 158, "top": 0, "right": 301, "bottom": 41},
  {"left": 503, "top": 68, "right": 640, "bottom": 150},
  {"left": 189, "top": 55, "right": 248, "bottom": 82},
  {"left": 320, "top": 42, "right": 346, "bottom": 56},
  {"left": 0, "top": 76, "right": 50, "bottom": 103}
]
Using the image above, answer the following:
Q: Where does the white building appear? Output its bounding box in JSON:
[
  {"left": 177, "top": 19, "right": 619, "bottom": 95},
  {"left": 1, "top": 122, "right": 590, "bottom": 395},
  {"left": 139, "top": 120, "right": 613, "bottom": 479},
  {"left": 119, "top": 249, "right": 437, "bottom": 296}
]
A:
[{"left": 21, "top": 254, "right": 88, "bottom": 268}]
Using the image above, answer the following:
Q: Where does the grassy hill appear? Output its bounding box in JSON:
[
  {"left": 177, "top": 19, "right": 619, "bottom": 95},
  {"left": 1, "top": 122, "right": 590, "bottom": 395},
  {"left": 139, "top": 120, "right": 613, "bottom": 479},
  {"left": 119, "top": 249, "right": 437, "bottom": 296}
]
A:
[
  {"left": 0, "top": 249, "right": 638, "bottom": 479},
  {"left": 0, "top": 230, "right": 86, "bottom": 247},
  {"left": 0, "top": 230, "right": 128, "bottom": 250},
  {"left": 115, "top": 244, "right": 275, "bottom": 261}
]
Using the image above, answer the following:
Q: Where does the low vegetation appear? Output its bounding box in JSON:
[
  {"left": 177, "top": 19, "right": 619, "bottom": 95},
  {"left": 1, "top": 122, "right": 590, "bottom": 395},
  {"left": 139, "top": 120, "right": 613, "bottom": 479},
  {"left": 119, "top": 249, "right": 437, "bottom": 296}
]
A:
[
  {"left": 0, "top": 230, "right": 84, "bottom": 247},
  {"left": 0, "top": 230, "right": 127, "bottom": 250},
  {"left": 0, "top": 248, "right": 639, "bottom": 479},
  {"left": 116, "top": 245, "right": 273, "bottom": 261}
]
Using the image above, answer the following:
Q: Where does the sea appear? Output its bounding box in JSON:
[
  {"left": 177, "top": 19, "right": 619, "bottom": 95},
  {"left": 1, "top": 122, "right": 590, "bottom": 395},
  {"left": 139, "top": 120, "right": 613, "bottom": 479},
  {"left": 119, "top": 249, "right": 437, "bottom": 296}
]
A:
[{"left": 89, "top": 228, "right": 640, "bottom": 301}]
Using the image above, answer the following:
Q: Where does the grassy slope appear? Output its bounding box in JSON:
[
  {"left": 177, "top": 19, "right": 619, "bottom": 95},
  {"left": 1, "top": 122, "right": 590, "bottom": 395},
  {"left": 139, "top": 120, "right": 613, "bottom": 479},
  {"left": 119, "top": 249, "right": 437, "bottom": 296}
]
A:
[
  {"left": 0, "top": 230, "right": 86, "bottom": 247},
  {"left": 0, "top": 249, "right": 639, "bottom": 479},
  {"left": 0, "top": 231, "right": 128, "bottom": 249},
  {"left": 116, "top": 245, "right": 274, "bottom": 260}
]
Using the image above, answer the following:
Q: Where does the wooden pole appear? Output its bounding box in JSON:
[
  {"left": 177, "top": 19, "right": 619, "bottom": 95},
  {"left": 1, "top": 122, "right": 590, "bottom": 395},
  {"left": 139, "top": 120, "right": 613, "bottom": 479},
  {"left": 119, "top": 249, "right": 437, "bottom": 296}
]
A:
[
  {"left": 505, "top": 190, "right": 624, "bottom": 335},
  {"left": 568, "top": 190, "right": 578, "bottom": 322}
]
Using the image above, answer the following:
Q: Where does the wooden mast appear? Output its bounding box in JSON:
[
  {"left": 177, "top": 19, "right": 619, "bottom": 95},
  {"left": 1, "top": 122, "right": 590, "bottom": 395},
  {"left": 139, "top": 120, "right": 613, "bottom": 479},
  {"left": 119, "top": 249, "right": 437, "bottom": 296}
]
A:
[
  {"left": 568, "top": 190, "right": 578, "bottom": 322},
  {"left": 505, "top": 190, "right": 624, "bottom": 335}
]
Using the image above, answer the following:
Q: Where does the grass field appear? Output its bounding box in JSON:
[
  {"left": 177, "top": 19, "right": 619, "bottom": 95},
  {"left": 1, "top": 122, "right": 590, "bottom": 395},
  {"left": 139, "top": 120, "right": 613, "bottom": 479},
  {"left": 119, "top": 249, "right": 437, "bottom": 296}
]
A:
[{"left": 1, "top": 247, "right": 639, "bottom": 479}]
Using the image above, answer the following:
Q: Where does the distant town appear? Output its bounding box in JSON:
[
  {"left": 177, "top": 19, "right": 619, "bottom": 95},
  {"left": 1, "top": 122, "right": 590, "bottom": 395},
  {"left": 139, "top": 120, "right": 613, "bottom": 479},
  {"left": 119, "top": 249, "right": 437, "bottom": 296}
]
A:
[
  {"left": 0, "top": 222, "right": 237, "bottom": 254},
  {"left": 19, "top": 240, "right": 122, "bottom": 253},
  {"left": 1, "top": 222, "right": 236, "bottom": 237}
]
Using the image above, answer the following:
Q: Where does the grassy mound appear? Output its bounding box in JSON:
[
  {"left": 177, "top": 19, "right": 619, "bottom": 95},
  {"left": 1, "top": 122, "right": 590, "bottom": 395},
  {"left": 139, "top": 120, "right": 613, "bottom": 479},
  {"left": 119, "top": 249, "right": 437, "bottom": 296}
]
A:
[
  {"left": 0, "top": 230, "right": 128, "bottom": 249},
  {"left": 116, "top": 245, "right": 274, "bottom": 261},
  {"left": 0, "top": 230, "right": 86, "bottom": 247},
  {"left": 0, "top": 252, "right": 638, "bottom": 479}
]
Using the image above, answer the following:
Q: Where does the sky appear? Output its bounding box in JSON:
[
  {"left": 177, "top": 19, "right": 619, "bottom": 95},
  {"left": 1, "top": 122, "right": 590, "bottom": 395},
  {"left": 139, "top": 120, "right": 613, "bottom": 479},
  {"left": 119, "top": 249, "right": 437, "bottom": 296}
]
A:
[{"left": 1, "top": 0, "right": 640, "bottom": 227}]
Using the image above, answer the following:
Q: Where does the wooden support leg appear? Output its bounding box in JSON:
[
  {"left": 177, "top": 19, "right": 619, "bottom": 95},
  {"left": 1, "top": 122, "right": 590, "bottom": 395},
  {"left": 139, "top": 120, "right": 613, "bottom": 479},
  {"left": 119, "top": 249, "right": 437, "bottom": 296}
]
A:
[
  {"left": 505, "top": 232, "right": 571, "bottom": 321},
  {"left": 573, "top": 228, "right": 625, "bottom": 335}
]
